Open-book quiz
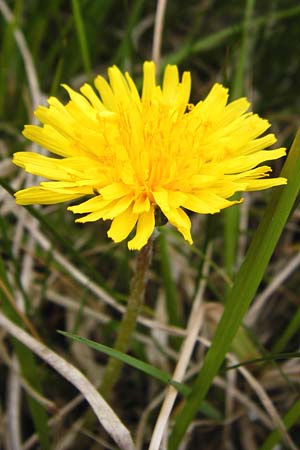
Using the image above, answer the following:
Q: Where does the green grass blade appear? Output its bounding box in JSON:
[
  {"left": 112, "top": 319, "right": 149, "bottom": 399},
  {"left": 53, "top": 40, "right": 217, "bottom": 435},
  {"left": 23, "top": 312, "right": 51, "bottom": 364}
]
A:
[
  {"left": 162, "top": 5, "right": 300, "bottom": 66},
  {"left": 0, "top": 11, "right": 14, "bottom": 115},
  {"left": 71, "top": 290, "right": 88, "bottom": 334},
  {"left": 71, "top": 0, "right": 92, "bottom": 81},
  {"left": 59, "top": 330, "right": 221, "bottom": 419},
  {"left": 0, "top": 256, "right": 51, "bottom": 450},
  {"left": 259, "top": 400, "right": 300, "bottom": 450},
  {"left": 230, "top": 0, "right": 255, "bottom": 100},
  {"left": 158, "top": 230, "right": 182, "bottom": 328},
  {"left": 224, "top": 0, "right": 255, "bottom": 286},
  {"left": 226, "top": 351, "right": 300, "bottom": 371},
  {"left": 224, "top": 200, "right": 240, "bottom": 288},
  {"left": 0, "top": 178, "right": 110, "bottom": 289},
  {"left": 49, "top": 55, "right": 64, "bottom": 97},
  {"left": 59, "top": 330, "right": 181, "bottom": 387},
  {"left": 169, "top": 130, "right": 300, "bottom": 449},
  {"left": 114, "top": 0, "right": 145, "bottom": 67},
  {"left": 271, "top": 308, "right": 300, "bottom": 354}
]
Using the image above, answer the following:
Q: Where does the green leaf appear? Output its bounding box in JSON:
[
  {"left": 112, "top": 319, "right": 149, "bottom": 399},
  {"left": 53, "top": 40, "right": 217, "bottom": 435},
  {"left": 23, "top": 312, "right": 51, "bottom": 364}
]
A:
[
  {"left": 71, "top": 0, "right": 92, "bottom": 81},
  {"left": 59, "top": 330, "right": 221, "bottom": 420},
  {"left": 114, "top": 0, "right": 145, "bottom": 66},
  {"left": 59, "top": 330, "right": 179, "bottom": 386},
  {"left": 226, "top": 351, "right": 300, "bottom": 371},
  {"left": 162, "top": 5, "right": 300, "bottom": 66},
  {"left": 259, "top": 400, "right": 300, "bottom": 450},
  {"left": 224, "top": 0, "right": 256, "bottom": 287},
  {"left": 158, "top": 230, "right": 181, "bottom": 328},
  {"left": 271, "top": 308, "right": 300, "bottom": 354}
]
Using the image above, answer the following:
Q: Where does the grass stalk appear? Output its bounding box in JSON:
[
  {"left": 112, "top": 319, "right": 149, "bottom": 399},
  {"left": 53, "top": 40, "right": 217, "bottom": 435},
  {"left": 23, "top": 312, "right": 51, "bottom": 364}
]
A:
[
  {"left": 71, "top": 0, "right": 92, "bottom": 81},
  {"left": 162, "top": 5, "right": 300, "bottom": 66},
  {"left": 259, "top": 400, "right": 300, "bottom": 450},
  {"left": 100, "top": 237, "right": 153, "bottom": 399},
  {"left": 0, "top": 256, "right": 51, "bottom": 449},
  {"left": 224, "top": 0, "right": 255, "bottom": 287},
  {"left": 158, "top": 230, "right": 182, "bottom": 330}
]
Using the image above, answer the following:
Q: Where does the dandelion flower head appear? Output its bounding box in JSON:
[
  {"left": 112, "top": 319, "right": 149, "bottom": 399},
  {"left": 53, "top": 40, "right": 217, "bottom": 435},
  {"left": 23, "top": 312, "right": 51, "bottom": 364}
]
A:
[{"left": 13, "top": 62, "right": 286, "bottom": 250}]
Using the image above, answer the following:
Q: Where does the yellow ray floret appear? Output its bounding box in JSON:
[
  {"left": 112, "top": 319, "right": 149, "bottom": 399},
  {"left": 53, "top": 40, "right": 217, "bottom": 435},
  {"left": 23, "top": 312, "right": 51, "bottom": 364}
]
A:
[{"left": 13, "top": 61, "right": 287, "bottom": 250}]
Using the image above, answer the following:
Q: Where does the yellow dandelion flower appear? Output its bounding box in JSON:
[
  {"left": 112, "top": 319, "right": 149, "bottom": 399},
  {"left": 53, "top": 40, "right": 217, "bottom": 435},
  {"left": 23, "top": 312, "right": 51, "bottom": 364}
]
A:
[{"left": 13, "top": 61, "right": 286, "bottom": 250}]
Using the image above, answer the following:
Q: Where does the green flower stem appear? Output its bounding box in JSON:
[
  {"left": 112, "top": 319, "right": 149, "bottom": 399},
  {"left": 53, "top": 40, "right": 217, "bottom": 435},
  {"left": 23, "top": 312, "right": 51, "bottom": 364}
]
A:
[{"left": 100, "top": 237, "right": 153, "bottom": 400}]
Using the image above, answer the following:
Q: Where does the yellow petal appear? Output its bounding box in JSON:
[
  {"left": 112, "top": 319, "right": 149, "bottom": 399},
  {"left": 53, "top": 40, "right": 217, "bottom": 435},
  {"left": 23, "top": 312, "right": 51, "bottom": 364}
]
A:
[
  {"left": 62, "top": 84, "right": 97, "bottom": 121},
  {"left": 244, "top": 177, "right": 287, "bottom": 191},
  {"left": 68, "top": 195, "right": 111, "bottom": 213},
  {"left": 128, "top": 206, "right": 155, "bottom": 250},
  {"left": 102, "top": 194, "right": 134, "bottom": 220},
  {"left": 13, "top": 152, "right": 101, "bottom": 190},
  {"left": 107, "top": 207, "right": 138, "bottom": 243},
  {"left": 108, "top": 66, "right": 131, "bottom": 103},
  {"left": 15, "top": 186, "right": 82, "bottom": 205},
  {"left": 75, "top": 210, "right": 110, "bottom": 223},
  {"left": 125, "top": 72, "right": 141, "bottom": 104},
  {"left": 39, "top": 182, "right": 93, "bottom": 195},
  {"left": 243, "top": 134, "right": 277, "bottom": 155},
  {"left": 219, "top": 98, "right": 250, "bottom": 126},
  {"left": 34, "top": 102, "right": 74, "bottom": 137},
  {"left": 168, "top": 191, "right": 187, "bottom": 208},
  {"left": 194, "top": 83, "right": 228, "bottom": 120},
  {"left": 164, "top": 207, "right": 193, "bottom": 244},
  {"left": 175, "top": 71, "right": 191, "bottom": 112},
  {"left": 162, "top": 65, "right": 179, "bottom": 103},
  {"left": 94, "top": 75, "right": 118, "bottom": 112},
  {"left": 183, "top": 192, "right": 240, "bottom": 214},
  {"left": 132, "top": 194, "right": 150, "bottom": 214},
  {"left": 142, "top": 61, "right": 156, "bottom": 102},
  {"left": 222, "top": 148, "right": 286, "bottom": 173},
  {"left": 80, "top": 83, "right": 106, "bottom": 112},
  {"left": 22, "top": 125, "right": 73, "bottom": 157},
  {"left": 13, "top": 152, "right": 74, "bottom": 181},
  {"left": 153, "top": 189, "right": 170, "bottom": 212},
  {"left": 72, "top": 199, "right": 124, "bottom": 222},
  {"left": 100, "top": 182, "right": 131, "bottom": 200}
]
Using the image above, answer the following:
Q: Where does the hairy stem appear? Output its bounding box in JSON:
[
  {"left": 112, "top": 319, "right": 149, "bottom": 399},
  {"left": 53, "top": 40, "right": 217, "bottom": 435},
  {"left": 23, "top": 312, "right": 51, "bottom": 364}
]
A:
[{"left": 100, "top": 237, "right": 153, "bottom": 400}]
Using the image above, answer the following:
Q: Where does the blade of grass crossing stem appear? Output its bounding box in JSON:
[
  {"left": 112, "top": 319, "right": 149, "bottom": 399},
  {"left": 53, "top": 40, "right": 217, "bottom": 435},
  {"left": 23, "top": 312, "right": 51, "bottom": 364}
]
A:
[
  {"left": 224, "top": 0, "right": 255, "bottom": 286},
  {"left": 259, "top": 400, "right": 300, "bottom": 450},
  {"left": 59, "top": 330, "right": 221, "bottom": 419},
  {"left": 59, "top": 330, "right": 187, "bottom": 390},
  {"left": 0, "top": 256, "right": 51, "bottom": 450},
  {"left": 71, "top": 0, "right": 91, "bottom": 81},
  {"left": 169, "top": 131, "right": 300, "bottom": 449}
]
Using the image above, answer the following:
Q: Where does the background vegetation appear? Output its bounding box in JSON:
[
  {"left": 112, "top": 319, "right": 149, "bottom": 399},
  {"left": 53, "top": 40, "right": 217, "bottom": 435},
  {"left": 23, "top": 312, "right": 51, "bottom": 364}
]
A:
[{"left": 1, "top": 1, "right": 300, "bottom": 449}]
